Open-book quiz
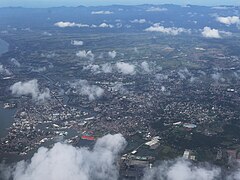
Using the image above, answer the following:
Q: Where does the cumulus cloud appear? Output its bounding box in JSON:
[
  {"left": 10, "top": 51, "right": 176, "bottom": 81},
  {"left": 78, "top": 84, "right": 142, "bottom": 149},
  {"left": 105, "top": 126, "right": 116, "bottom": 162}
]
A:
[
  {"left": 155, "top": 74, "right": 168, "bottom": 81},
  {"left": 141, "top": 61, "right": 151, "bottom": 73},
  {"left": 42, "top": 31, "right": 52, "bottom": 36},
  {"left": 216, "top": 16, "right": 240, "bottom": 26},
  {"left": 227, "top": 168, "right": 240, "bottom": 180},
  {"left": 84, "top": 63, "right": 114, "bottom": 74},
  {"left": 108, "top": 50, "right": 117, "bottom": 59},
  {"left": 7, "top": 134, "right": 126, "bottom": 180},
  {"left": 134, "top": 47, "right": 139, "bottom": 53},
  {"left": 145, "top": 24, "right": 190, "bottom": 35},
  {"left": 178, "top": 68, "right": 191, "bottom": 80},
  {"left": 71, "top": 40, "right": 83, "bottom": 46},
  {"left": 0, "top": 64, "right": 11, "bottom": 75},
  {"left": 99, "top": 23, "right": 114, "bottom": 28},
  {"left": 161, "top": 86, "right": 166, "bottom": 92},
  {"left": 10, "top": 79, "right": 50, "bottom": 102},
  {"left": 54, "top": 21, "right": 112, "bottom": 29},
  {"left": 4, "top": 137, "right": 240, "bottom": 180},
  {"left": 111, "top": 83, "right": 128, "bottom": 94},
  {"left": 143, "top": 159, "right": 221, "bottom": 180},
  {"left": 54, "top": 21, "right": 89, "bottom": 28},
  {"left": 70, "top": 80, "right": 104, "bottom": 101},
  {"left": 76, "top": 50, "right": 94, "bottom": 61},
  {"left": 146, "top": 7, "right": 168, "bottom": 12},
  {"left": 130, "top": 19, "right": 147, "bottom": 24},
  {"left": 202, "top": 27, "right": 222, "bottom": 38},
  {"left": 83, "top": 64, "right": 100, "bottom": 73},
  {"left": 40, "top": 52, "right": 56, "bottom": 58},
  {"left": 211, "top": 72, "right": 225, "bottom": 82},
  {"left": 91, "top": 11, "right": 113, "bottom": 15},
  {"left": 102, "top": 63, "right": 113, "bottom": 73},
  {"left": 116, "top": 62, "right": 136, "bottom": 75},
  {"left": 10, "top": 58, "right": 21, "bottom": 67}
]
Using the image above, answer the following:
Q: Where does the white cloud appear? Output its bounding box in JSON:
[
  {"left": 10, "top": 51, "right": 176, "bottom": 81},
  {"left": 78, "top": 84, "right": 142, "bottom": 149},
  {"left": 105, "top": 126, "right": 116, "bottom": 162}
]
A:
[
  {"left": 111, "top": 83, "right": 128, "bottom": 94},
  {"left": 220, "top": 30, "right": 232, "bottom": 36},
  {"left": 141, "top": 61, "right": 151, "bottom": 73},
  {"left": 161, "top": 86, "right": 166, "bottom": 92},
  {"left": 10, "top": 58, "right": 21, "bottom": 67},
  {"left": 211, "top": 72, "right": 225, "bottom": 82},
  {"left": 145, "top": 24, "right": 190, "bottom": 35},
  {"left": 54, "top": 21, "right": 75, "bottom": 28},
  {"left": 40, "top": 52, "right": 56, "bottom": 58},
  {"left": 178, "top": 68, "right": 191, "bottom": 80},
  {"left": 130, "top": 19, "right": 147, "bottom": 24},
  {"left": 10, "top": 79, "right": 50, "bottom": 102},
  {"left": 76, "top": 50, "right": 94, "bottom": 61},
  {"left": 42, "top": 31, "right": 52, "bottom": 36},
  {"left": 102, "top": 63, "right": 113, "bottom": 73},
  {"left": 84, "top": 63, "right": 113, "bottom": 74},
  {"left": 202, "top": 27, "right": 221, "bottom": 38},
  {"left": 10, "top": 134, "right": 126, "bottom": 180},
  {"left": 4, "top": 136, "right": 240, "bottom": 180},
  {"left": 143, "top": 159, "right": 221, "bottom": 180},
  {"left": 70, "top": 80, "right": 104, "bottom": 101},
  {"left": 54, "top": 21, "right": 89, "bottom": 28},
  {"left": 37, "top": 88, "right": 51, "bottom": 102},
  {"left": 211, "top": 6, "right": 230, "bottom": 10},
  {"left": 155, "top": 74, "right": 168, "bottom": 81},
  {"left": 146, "top": 7, "right": 168, "bottom": 12},
  {"left": 216, "top": 16, "right": 240, "bottom": 26},
  {"left": 0, "top": 64, "right": 11, "bottom": 75},
  {"left": 91, "top": 11, "right": 114, "bottom": 15},
  {"left": 115, "top": 23, "right": 123, "bottom": 28},
  {"left": 1, "top": 30, "right": 8, "bottom": 34},
  {"left": 99, "top": 23, "right": 114, "bottom": 28},
  {"left": 108, "top": 50, "right": 117, "bottom": 58},
  {"left": 134, "top": 47, "right": 139, "bottom": 53},
  {"left": 71, "top": 40, "right": 83, "bottom": 46},
  {"left": 83, "top": 64, "right": 100, "bottom": 73},
  {"left": 116, "top": 62, "right": 136, "bottom": 75},
  {"left": 227, "top": 169, "right": 240, "bottom": 180}
]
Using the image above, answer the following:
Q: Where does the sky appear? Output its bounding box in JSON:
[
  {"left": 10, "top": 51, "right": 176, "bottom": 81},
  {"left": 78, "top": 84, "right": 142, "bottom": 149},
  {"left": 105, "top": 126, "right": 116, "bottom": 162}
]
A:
[{"left": 0, "top": 0, "right": 239, "bottom": 7}]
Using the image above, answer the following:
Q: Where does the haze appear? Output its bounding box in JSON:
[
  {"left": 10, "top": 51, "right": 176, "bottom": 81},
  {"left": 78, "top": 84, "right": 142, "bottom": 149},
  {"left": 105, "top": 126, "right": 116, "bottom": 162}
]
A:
[{"left": 0, "top": 0, "right": 239, "bottom": 7}]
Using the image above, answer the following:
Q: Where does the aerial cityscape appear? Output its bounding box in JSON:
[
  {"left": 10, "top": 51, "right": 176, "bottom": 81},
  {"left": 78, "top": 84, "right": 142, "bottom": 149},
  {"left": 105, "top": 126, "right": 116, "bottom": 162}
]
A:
[{"left": 0, "top": 1, "right": 240, "bottom": 180}]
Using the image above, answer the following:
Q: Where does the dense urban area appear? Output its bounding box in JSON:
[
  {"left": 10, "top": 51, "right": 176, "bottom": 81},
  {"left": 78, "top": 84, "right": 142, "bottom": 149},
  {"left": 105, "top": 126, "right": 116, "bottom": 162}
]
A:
[{"left": 0, "top": 4, "right": 240, "bottom": 179}]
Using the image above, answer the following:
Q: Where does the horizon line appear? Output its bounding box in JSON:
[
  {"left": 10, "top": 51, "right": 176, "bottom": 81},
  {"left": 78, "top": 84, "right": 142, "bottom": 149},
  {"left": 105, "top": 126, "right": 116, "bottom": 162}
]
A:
[{"left": 0, "top": 3, "right": 238, "bottom": 8}]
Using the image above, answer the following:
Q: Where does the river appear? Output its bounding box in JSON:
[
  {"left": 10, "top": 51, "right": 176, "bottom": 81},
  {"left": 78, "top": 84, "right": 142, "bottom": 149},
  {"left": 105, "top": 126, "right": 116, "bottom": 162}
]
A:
[{"left": 0, "top": 104, "right": 17, "bottom": 138}]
